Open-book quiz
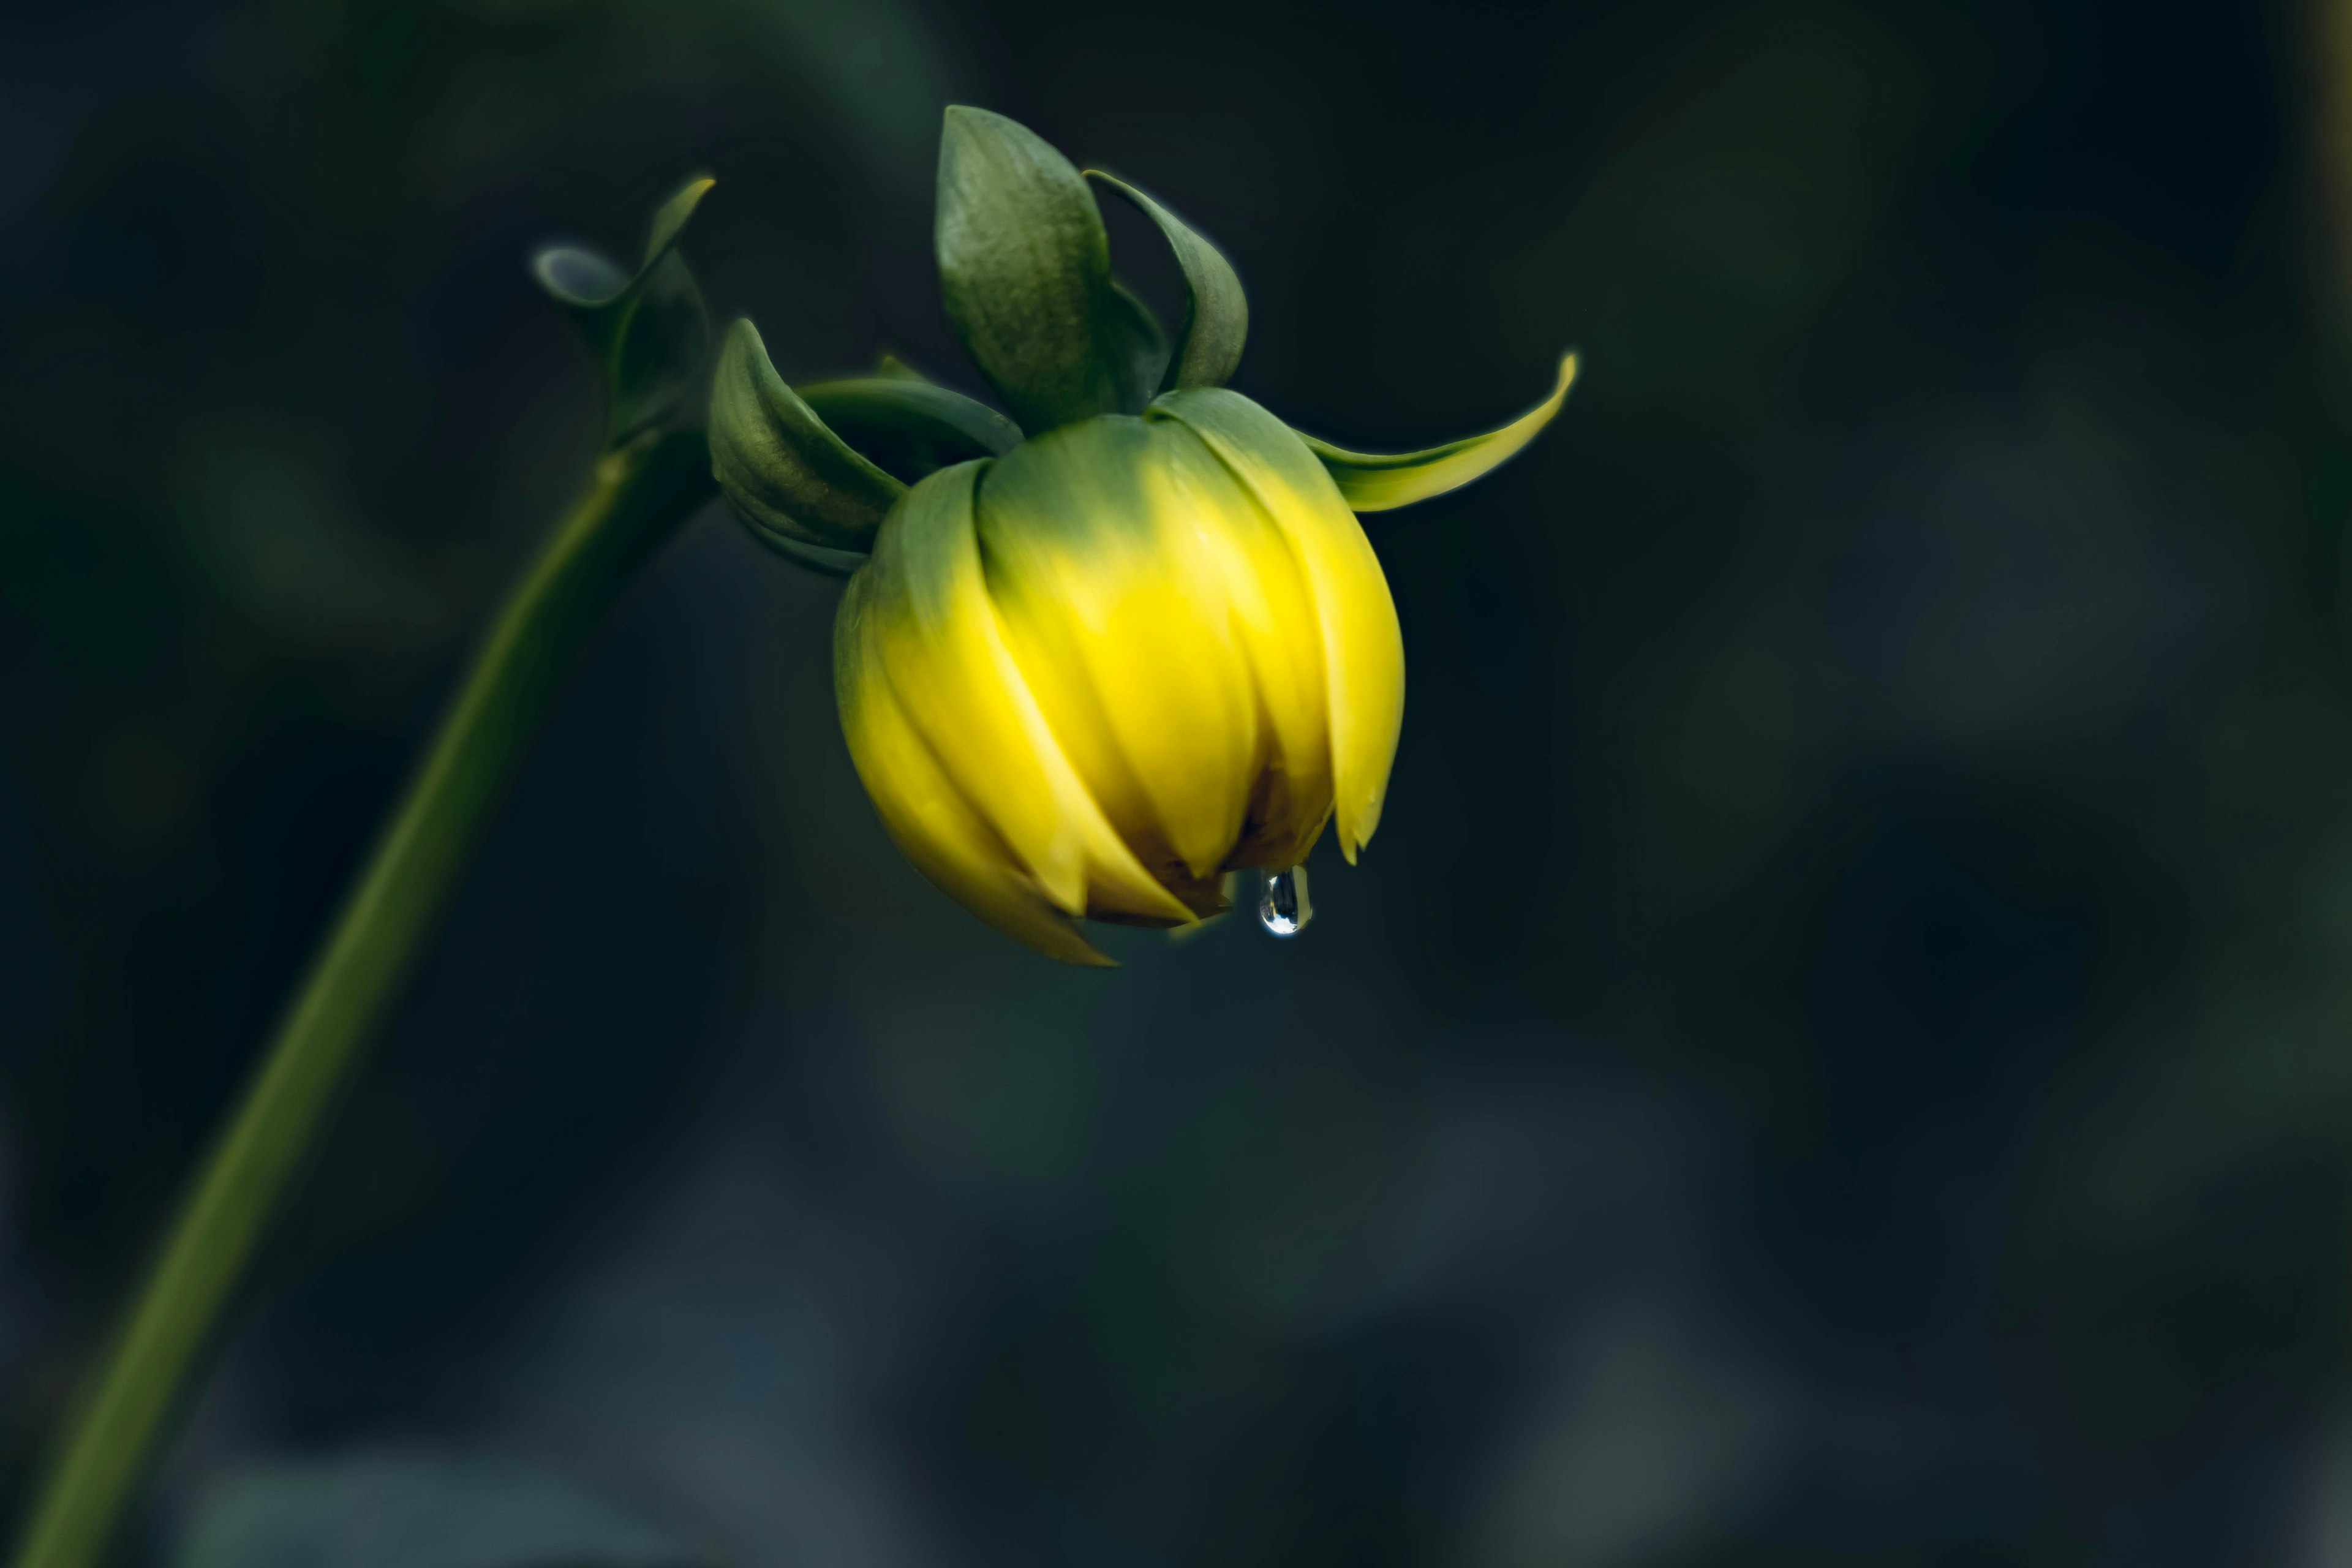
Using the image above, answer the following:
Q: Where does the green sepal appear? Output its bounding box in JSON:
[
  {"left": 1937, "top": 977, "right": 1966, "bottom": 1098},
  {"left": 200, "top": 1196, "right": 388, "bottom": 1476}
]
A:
[
  {"left": 744, "top": 530, "right": 872, "bottom": 578},
  {"left": 797, "top": 377, "right": 1022, "bottom": 484},
  {"left": 937, "top": 106, "right": 1147, "bottom": 434},
  {"left": 530, "top": 176, "right": 716, "bottom": 447},
  {"left": 1101, "top": 281, "right": 1170, "bottom": 415},
  {"left": 1297, "top": 353, "right": 1580, "bottom": 511},
  {"left": 1086, "top": 172, "right": 1246, "bottom": 390},
  {"left": 708, "top": 318, "right": 906, "bottom": 556}
]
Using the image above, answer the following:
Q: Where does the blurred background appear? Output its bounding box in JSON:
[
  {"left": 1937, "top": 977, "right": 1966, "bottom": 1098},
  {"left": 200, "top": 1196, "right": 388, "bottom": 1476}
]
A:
[{"left": 2, "top": 0, "right": 2348, "bottom": 1562}]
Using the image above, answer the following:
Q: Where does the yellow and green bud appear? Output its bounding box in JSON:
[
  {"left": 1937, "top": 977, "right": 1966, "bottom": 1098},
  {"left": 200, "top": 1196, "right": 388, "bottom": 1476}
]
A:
[{"left": 710, "top": 107, "right": 1575, "bottom": 963}]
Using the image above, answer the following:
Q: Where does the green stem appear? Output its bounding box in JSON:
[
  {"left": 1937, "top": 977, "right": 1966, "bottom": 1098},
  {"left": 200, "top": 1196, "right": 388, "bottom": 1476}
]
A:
[{"left": 10, "top": 429, "right": 715, "bottom": 1568}]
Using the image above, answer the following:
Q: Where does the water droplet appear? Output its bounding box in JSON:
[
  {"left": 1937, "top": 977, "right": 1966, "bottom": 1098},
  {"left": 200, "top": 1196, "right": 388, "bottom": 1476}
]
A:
[{"left": 1258, "top": 865, "right": 1313, "bottom": 937}]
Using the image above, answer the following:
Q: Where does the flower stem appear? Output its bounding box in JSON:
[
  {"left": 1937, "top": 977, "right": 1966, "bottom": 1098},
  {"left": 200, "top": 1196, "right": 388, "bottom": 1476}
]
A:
[{"left": 9, "top": 428, "right": 714, "bottom": 1568}]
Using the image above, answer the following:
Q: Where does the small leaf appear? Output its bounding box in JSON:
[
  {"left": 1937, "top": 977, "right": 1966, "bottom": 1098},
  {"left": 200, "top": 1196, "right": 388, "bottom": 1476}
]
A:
[
  {"left": 641, "top": 175, "right": 715, "bottom": 269},
  {"left": 529, "top": 175, "right": 717, "bottom": 446},
  {"left": 1098, "top": 281, "right": 1169, "bottom": 415},
  {"left": 799, "top": 377, "right": 1022, "bottom": 483},
  {"left": 936, "top": 106, "right": 1125, "bottom": 433},
  {"left": 874, "top": 353, "right": 932, "bottom": 382},
  {"left": 1296, "top": 352, "right": 1580, "bottom": 511},
  {"left": 608, "top": 254, "right": 707, "bottom": 437},
  {"left": 709, "top": 318, "right": 905, "bottom": 555},
  {"left": 1087, "top": 172, "right": 1247, "bottom": 390}
]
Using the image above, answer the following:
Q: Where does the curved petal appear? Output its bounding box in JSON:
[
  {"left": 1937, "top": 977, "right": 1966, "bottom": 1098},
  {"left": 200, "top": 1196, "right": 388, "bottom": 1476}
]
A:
[
  {"left": 864, "top": 460, "right": 1190, "bottom": 924},
  {"left": 835, "top": 573, "right": 1111, "bottom": 965},
  {"left": 976, "top": 417, "right": 1260, "bottom": 881},
  {"left": 1296, "top": 352, "right": 1577, "bottom": 511},
  {"left": 1153, "top": 421, "right": 1330, "bottom": 869},
  {"left": 1153, "top": 390, "right": 1402, "bottom": 862}
]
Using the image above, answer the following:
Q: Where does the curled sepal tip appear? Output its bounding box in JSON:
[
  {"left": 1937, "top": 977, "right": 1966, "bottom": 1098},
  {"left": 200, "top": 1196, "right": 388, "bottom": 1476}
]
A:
[
  {"left": 1086, "top": 171, "right": 1246, "bottom": 391},
  {"left": 709, "top": 317, "right": 906, "bottom": 559},
  {"left": 1298, "top": 352, "right": 1579, "bottom": 511},
  {"left": 530, "top": 175, "right": 717, "bottom": 447}
]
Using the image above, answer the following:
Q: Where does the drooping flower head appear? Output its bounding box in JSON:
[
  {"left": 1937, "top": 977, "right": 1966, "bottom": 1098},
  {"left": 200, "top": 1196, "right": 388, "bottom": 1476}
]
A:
[{"left": 711, "top": 107, "right": 1574, "bottom": 963}]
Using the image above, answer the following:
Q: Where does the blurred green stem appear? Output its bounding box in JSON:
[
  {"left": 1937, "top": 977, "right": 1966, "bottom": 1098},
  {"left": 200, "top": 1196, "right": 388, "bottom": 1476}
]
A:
[{"left": 9, "top": 428, "right": 715, "bottom": 1568}]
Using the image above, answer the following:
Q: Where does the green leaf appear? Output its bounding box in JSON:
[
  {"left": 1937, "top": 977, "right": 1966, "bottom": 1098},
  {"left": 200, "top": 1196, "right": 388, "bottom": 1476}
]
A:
[
  {"left": 1296, "top": 352, "right": 1580, "bottom": 511},
  {"left": 747, "top": 530, "right": 872, "bottom": 577},
  {"left": 530, "top": 176, "right": 717, "bottom": 447},
  {"left": 1099, "top": 281, "right": 1170, "bottom": 415},
  {"left": 641, "top": 176, "right": 712, "bottom": 269},
  {"left": 1086, "top": 172, "right": 1247, "bottom": 390},
  {"left": 709, "top": 318, "right": 906, "bottom": 555},
  {"left": 171, "top": 1451, "right": 712, "bottom": 1568},
  {"left": 936, "top": 106, "right": 1128, "bottom": 433},
  {"left": 798, "top": 376, "right": 1022, "bottom": 483}
]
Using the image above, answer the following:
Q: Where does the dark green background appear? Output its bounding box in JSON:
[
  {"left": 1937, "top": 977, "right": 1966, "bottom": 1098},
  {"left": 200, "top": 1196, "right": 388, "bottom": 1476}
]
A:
[{"left": 2, "top": 0, "right": 2345, "bottom": 1562}]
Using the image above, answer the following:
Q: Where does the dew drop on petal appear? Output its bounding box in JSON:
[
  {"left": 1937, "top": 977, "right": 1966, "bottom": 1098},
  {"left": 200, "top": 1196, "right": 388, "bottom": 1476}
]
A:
[{"left": 1258, "top": 865, "right": 1312, "bottom": 937}]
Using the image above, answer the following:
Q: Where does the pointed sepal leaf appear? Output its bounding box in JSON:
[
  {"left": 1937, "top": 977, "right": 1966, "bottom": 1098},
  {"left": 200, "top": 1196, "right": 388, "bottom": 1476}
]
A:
[
  {"left": 530, "top": 176, "right": 716, "bottom": 446},
  {"left": 1297, "top": 352, "right": 1580, "bottom": 511},
  {"left": 641, "top": 176, "right": 713, "bottom": 270},
  {"left": 748, "top": 532, "right": 873, "bottom": 578},
  {"left": 1100, "top": 281, "right": 1170, "bottom": 414},
  {"left": 937, "top": 106, "right": 1151, "bottom": 433},
  {"left": 709, "top": 318, "right": 906, "bottom": 557},
  {"left": 797, "top": 377, "right": 1022, "bottom": 484},
  {"left": 1087, "top": 172, "right": 1246, "bottom": 390}
]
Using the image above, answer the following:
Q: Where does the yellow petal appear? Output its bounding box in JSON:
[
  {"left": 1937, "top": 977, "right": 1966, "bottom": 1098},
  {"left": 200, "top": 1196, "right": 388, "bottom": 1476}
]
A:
[
  {"left": 862, "top": 460, "right": 1188, "bottom": 924},
  {"left": 1155, "top": 421, "right": 1332, "bottom": 869},
  {"left": 1152, "top": 391, "right": 1403, "bottom": 862},
  {"left": 1295, "top": 352, "right": 1577, "bottom": 511},
  {"left": 977, "top": 417, "right": 1261, "bottom": 881},
  {"left": 834, "top": 571, "right": 1112, "bottom": 965}
]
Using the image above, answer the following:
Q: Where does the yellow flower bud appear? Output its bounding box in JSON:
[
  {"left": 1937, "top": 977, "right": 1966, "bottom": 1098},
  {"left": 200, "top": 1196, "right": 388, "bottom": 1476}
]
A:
[
  {"left": 835, "top": 391, "right": 1403, "bottom": 966},
  {"left": 706, "top": 107, "right": 1578, "bottom": 962}
]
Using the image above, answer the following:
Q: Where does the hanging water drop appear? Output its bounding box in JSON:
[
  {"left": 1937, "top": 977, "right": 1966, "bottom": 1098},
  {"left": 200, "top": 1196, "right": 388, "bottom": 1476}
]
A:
[{"left": 1257, "top": 865, "right": 1313, "bottom": 937}]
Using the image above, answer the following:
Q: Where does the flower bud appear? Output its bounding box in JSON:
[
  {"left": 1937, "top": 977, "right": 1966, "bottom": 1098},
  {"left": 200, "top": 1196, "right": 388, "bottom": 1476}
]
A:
[
  {"left": 710, "top": 107, "right": 1577, "bottom": 960},
  {"left": 837, "top": 394, "right": 1402, "bottom": 964}
]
